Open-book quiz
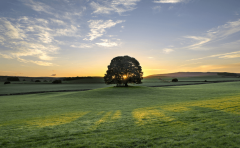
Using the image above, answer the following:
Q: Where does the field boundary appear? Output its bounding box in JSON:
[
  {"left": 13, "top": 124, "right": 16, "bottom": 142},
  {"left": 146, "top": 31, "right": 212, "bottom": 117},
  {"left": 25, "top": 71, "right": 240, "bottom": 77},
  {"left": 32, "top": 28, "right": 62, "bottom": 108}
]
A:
[
  {"left": 149, "top": 80, "right": 240, "bottom": 87},
  {"left": 0, "top": 80, "right": 239, "bottom": 96},
  {"left": 0, "top": 89, "right": 92, "bottom": 96}
]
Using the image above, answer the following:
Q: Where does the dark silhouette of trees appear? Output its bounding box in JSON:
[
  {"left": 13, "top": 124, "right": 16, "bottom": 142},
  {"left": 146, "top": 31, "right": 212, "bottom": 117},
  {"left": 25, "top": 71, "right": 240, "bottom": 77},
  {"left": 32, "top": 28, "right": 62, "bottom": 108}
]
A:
[
  {"left": 35, "top": 80, "right": 41, "bottom": 82},
  {"left": 104, "top": 55, "right": 143, "bottom": 87},
  {"left": 4, "top": 81, "right": 10, "bottom": 85},
  {"left": 52, "top": 80, "right": 62, "bottom": 84},
  {"left": 172, "top": 78, "right": 178, "bottom": 82},
  {"left": 7, "top": 77, "right": 19, "bottom": 81}
]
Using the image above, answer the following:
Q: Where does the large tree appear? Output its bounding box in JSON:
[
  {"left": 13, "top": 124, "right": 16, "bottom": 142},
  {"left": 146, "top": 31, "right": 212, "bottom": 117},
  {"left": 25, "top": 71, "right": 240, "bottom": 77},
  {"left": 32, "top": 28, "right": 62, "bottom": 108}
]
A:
[{"left": 104, "top": 55, "right": 143, "bottom": 87}]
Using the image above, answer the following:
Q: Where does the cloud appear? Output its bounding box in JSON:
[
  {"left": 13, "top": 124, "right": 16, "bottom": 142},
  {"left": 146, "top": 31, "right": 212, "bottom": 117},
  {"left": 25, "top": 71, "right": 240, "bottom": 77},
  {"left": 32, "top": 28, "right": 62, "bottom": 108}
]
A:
[
  {"left": 0, "top": 15, "right": 87, "bottom": 66},
  {"left": 183, "top": 19, "right": 240, "bottom": 50},
  {"left": 144, "top": 69, "right": 166, "bottom": 71},
  {"left": 50, "top": 19, "right": 66, "bottom": 26},
  {"left": 186, "top": 63, "right": 240, "bottom": 73},
  {"left": 153, "top": 0, "right": 187, "bottom": 3},
  {"left": 219, "top": 54, "right": 240, "bottom": 59},
  {"left": 51, "top": 74, "right": 56, "bottom": 76},
  {"left": 187, "top": 50, "right": 240, "bottom": 61},
  {"left": 21, "top": 0, "right": 85, "bottom": 20},
  {"left": 0, "top": 17, "right": 60, "bottom": 66},
  {"left": 85, "top": 20, "right": 125, "bottom": 41},
  {"left": 184, "top": 36, "right": 211, "bottom": 49},
  {"left": 0, "top": 18, "right": 25, "bottom": 40},
  {"left": 21, "top": 0, "right": 54, "bottom": 15},
  {"left": 71, "top": 44, "right": 93, "bottom": 48},
  {"left": 0, "top": 53, "right": 13, "bottom": 59},
  {"left": 96, "top": 39, "right": 120, "bottom": 47},
  {"left": 152, "top": 6, "right": 161, "bottom": 12},
  {"left": 90, "top": 0, "right": 140, "bottom": 15},
  {"left": 17, "top": 57, "right": 54, "bottom": 66},
  {"left": 163, "top": 48, "right": 174, "bottom": 53}
]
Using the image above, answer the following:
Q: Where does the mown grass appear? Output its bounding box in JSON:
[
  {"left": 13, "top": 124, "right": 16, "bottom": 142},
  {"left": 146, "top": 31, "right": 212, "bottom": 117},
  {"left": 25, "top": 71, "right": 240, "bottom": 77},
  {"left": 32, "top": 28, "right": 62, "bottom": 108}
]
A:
[
  {"left": 2, "top": 75, "right": 239, "bottom": 95},
  {"left": 0, "top": 81, "right": 240, "bottom": 147}
]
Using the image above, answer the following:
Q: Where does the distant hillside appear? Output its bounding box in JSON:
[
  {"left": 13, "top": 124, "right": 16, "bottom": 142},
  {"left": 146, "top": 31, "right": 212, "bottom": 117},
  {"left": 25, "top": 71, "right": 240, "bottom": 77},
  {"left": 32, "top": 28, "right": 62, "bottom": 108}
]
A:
[{"left": 145, "top": 72, "right": 219, "bottom": 78}]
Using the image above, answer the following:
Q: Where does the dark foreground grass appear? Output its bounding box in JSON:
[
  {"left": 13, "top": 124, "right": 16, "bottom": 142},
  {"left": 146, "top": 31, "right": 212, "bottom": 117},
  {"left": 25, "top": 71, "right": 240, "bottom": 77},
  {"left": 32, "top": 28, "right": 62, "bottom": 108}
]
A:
[{"left": 0, "top": 82, "right": 240, "bottom": 147}]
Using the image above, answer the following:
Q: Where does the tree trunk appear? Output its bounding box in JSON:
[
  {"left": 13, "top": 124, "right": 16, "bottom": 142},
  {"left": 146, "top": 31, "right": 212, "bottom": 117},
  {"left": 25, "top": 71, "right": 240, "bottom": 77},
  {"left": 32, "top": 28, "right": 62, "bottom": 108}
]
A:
[{"left": 125, "top": 83, "right": 128, "bottom": 87}]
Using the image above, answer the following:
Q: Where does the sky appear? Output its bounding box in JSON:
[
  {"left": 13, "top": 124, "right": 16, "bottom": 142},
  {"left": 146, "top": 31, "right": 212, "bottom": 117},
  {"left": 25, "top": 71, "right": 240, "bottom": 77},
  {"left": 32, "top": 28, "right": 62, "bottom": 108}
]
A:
[{"left": 1, "top": 0, "right": 240, "bottom": 77}]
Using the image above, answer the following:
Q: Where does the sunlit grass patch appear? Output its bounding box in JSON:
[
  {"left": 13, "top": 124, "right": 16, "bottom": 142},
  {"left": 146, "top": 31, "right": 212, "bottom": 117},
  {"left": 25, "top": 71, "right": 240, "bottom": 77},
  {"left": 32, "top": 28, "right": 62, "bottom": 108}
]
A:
[
  {"left": 97, "top": 111, "right": 105, "bottom": 115},
  {"left": 111, "top": 110, "right": 121, "bottom": 120},
  {"left": 161, "top": 105, "right": 191, "bottom": 112},
  {"left": 158, "top": 96, "right": 240, "bottom": 115},
  {"left": 90, "top": 111, "right": 112, "bottom": 130},
  {"left": 189, "top": 97, "right": 240, "bottom": 115},
  {"left": 132, "top": 109, "right": 174, "bottom": 125},
  {"left": 26, "top": 111, "right": 89, "bottom": 127}
]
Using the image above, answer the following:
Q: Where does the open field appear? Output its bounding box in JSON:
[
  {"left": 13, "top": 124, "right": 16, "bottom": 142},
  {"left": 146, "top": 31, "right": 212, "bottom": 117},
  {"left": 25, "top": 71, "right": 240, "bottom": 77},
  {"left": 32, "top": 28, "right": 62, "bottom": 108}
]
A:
[
  {"left": 0, "top": 81, "right": 240, "bottom": 147},
  {"left": 1, "top": 76, "right": 239, "bottom": 95}
]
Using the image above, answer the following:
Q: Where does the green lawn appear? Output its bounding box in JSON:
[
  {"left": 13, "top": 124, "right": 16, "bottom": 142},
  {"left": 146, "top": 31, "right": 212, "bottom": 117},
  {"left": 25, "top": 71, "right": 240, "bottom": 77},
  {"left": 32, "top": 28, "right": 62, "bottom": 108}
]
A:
[{"left": 0, "top": 82, "right": 239, "bottom": 147}]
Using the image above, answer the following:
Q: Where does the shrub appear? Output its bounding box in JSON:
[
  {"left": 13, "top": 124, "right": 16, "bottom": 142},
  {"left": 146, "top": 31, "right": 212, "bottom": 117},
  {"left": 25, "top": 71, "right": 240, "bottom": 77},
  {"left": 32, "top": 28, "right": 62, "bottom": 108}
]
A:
[
  {"left": 52, "top": 80, "right": 62, "bottom": 84},
  {"left": 172, "top": 78, "right": 178, "bottom": 82},
  {"left": 204, "top": 80, "right": 208, "bottom": 82},
  {"left": 43, "top": 80, "right": 48, "bottom": 82},
  {"left": 4, "top": 81, "right": 10, "bottom": 84},
  {"left": 35, "top": 80, "right": 41, "bottom": 82},
  {"left": 23, "top": 79, "right": 26, "bottom": 81}
]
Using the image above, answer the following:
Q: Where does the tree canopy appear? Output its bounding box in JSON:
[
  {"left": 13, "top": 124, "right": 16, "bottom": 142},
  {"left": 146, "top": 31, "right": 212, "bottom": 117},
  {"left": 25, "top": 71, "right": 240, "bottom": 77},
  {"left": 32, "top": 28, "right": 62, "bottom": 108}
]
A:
[{"left": 104, "top": 55, "right": 143, "bottom": 87}]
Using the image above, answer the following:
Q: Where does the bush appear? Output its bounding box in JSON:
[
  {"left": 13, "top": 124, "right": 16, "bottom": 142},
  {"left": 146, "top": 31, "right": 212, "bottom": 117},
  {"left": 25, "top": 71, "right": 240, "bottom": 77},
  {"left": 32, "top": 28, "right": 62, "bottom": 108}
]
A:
[
  {"left": 4, "top": 81, "right": 10, "bottom": 84},
  {"left": 52, "top": 80, "right": 62, "bottom": 84},
  {"left": 172, "top": 78, "right": 178, "bottom": 82},
  {"left": 43, "top": 80, "right": 48, "bottom": 82},
  {"left": 23, "top": 79, "right": 26, "bottom": 81},
  {"left": 35, "top": 80, "right": 41, "bottom": 82},
  {"left": 7, "top": 77, "right": 19, "bottom": 81}
]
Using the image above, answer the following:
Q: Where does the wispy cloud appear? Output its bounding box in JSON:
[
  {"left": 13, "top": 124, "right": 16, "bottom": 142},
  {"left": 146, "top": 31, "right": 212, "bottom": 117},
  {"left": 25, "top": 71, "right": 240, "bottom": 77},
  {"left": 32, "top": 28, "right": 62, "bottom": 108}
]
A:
[
  {"left": 0, "top": 53, "right": 13, "bottom": 59},
  {"left": 0, "top": 18, "right": 26, "bottom": 40},
  {"left": 183, "top": 19, "right": 240, "bottom": 50},
  {"left": 16, "top": 57, "right": 54, "bottom": 66},
  {"left": 90, "top": 0, "right": 140, "bottom": 15},
  {"left": 184, "top": 36, "right": 211, "bottom": 50},
  {"left": 0, "top": 17, "right": 60, "bottom": 66},
  {"left": 71, "top": 44, "right": 93, "bottom": 48},
  {"left": 153, "top": 0, "right": 187, "bottom": 3},
  {"left": 84, "top": 20, "right": 125, "bottom": 41},
  {"left": 96, "top": 39, "right": 120, "bottom": 47},
  {"left": 163, "top": 48, "right": 174, "bottom": 54},
  {"left": 21, "top": 0, "right": 85, "bottom": 21},
  {"left": 187, "top": 50, "right": 240, "bottom": 61},
  {"left": 21, "top": 0, "right": 54, "bottom": 15},
  {"left": 152, "top": 6, "right": 161, "bottom": 12},
  {"left": 144, "top": 69, "right": 166, "bottom": 71}
]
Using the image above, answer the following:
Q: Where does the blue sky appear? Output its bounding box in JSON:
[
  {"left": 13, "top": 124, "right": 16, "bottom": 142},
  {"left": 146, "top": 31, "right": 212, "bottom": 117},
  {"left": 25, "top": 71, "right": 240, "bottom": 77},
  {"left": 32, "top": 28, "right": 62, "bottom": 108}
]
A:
[{"left": 1, "top": 0, "right": 240, "bottom": 77}]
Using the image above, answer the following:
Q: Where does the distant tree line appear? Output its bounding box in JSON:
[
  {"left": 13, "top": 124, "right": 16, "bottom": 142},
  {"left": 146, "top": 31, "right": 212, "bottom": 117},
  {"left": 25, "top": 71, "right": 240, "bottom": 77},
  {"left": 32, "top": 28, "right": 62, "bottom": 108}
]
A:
[
  {"left": 63, "top": 76, "right": 93, "bottom": 81},
  {"left": 218, "top": 72, "right": 240, "bottom": 77},
  {"left": 7, "top": 77, "right": 20, "bottom": 81}
]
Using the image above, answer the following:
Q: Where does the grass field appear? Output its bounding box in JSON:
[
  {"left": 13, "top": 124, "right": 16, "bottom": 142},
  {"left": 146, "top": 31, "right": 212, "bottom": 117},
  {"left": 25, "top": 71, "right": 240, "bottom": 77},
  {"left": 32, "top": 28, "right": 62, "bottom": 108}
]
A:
[
  {"left": 1, "top": 76, "right": 239, "bottom": 95},
  {"left": 0, "top": 81, "right": 240, "bottom": 147}
]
